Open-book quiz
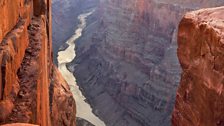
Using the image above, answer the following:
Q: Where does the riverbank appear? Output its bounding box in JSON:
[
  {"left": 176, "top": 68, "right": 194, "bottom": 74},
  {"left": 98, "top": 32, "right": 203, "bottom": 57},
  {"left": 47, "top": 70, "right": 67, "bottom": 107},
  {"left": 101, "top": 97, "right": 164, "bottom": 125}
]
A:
[{"left": 57, "top": 11, "right": 106, "bottom": 126}]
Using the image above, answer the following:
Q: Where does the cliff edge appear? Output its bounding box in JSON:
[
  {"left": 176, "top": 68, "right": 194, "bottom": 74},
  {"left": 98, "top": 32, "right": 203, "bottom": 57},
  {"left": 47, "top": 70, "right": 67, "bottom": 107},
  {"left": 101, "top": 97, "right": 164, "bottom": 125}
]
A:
[
  {"left": 172, "top": 7, "right": 224, "bottom": 126},
  {"left": 0, "top": 0, "right": 76, "bottom": 126}
]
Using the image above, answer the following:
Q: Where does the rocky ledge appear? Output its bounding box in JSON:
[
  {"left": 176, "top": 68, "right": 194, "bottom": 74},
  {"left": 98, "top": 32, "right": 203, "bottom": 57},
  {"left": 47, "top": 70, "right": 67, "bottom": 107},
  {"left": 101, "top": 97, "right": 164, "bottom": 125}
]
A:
[
  {"left": 1, "top": 123, "right": 38, "bottom": 126},
  {"left": 0, "top": 0, "right": 76, "bottom": 126},
  {"left": 172, "top": 6, "right": 224, "bottom": 126}
]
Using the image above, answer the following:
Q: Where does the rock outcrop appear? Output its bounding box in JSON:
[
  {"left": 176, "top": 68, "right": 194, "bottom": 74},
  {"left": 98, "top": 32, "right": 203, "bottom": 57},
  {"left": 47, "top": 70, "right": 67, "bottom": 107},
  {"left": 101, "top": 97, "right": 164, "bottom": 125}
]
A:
[
  {"left": 1, "top": 123, "right": 38, "bottom": 126},
  {"left": 172, "top": 7, "right": 224, "bottom": 126},
  {"left": 67, "top": 0, "right": 224, "bottom": 126},
  {"left": 0, "top": 0, "right": 76, "bottom": 126},
  {"left": 50, "top": 66, "right": 76, "bottom": 126}
]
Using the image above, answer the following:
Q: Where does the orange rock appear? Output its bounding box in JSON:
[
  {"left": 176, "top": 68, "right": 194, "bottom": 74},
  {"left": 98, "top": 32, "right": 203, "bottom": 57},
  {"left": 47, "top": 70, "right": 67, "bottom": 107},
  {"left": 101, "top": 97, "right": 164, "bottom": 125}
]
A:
[
  {"left": 1, "top": 123, "right": 38, "bottom": 126},
  {"left": 0, "top": 0, "right": 32, "bottom": 43},
  {"left": 172, "top": 6, "right": 224, "bottom": 126},
  {"left": 0, "top": 0, "right": 76, "bottom": 126},
  {"left": 0, "top": 100, "right": 14, "bottom": 122},
  {"left": 50, "top": 66, "right": 76, "bottom": 126}
]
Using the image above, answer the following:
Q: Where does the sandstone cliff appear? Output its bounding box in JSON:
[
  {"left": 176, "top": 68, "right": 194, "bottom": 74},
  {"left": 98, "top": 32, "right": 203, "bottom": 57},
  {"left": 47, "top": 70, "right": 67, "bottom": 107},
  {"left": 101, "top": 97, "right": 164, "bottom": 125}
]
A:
[
  {"left": 172, "top": 7, "right": 224, "bottom": 126},
  {"left": 0, "top": 0, "right": 76, "bottom": 126},
  {"left": 67, "top": 0, "right": 224, "bottom": 126},
  {"left": 1, "top": 123, "right": 38, "bottom": 126}
]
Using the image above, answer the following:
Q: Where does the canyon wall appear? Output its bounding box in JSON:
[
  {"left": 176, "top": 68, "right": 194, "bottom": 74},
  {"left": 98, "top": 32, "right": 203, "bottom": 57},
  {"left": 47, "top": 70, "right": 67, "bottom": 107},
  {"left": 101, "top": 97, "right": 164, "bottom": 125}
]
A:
[
  {"left": 67, "top": 0, "right": 224, "bottom": 126},
  {"left": 0, "top": 0, "right": 76, "bottom": 126},
  {"left": 172, "top": 7, "right": 224, "bottom": 126},
  {"left": 2, "top": 123, "right": 38, "bottom": 126},
  {"left": 52, "top": 0, "right": 99, "bottom": 62}
]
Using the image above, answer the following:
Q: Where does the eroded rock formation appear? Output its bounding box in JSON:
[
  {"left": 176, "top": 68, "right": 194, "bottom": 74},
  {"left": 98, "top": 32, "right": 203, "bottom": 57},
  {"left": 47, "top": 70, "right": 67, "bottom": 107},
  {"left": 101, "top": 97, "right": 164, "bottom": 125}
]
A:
[
  {"left": 0, "top": 0, "right": 76, "bottom": 126},
  {"left": 1, "top": 123, "right": 38, "bottom": 126},
  {"left": 51, "top": 66, "right": 76, "bottom": 126},
  {"left": 67, "top": 0, "right": 224, "bottom": 126},
  {"left": 172, "top": 7, "right": 224, "bottom": 126}
]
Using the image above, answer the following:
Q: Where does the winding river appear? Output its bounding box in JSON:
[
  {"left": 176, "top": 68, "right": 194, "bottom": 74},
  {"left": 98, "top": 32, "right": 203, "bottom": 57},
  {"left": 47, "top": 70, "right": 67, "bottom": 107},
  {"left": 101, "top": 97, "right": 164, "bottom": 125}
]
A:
[{"left": 57, "top": 11, "right": 106, "bottom": 126}]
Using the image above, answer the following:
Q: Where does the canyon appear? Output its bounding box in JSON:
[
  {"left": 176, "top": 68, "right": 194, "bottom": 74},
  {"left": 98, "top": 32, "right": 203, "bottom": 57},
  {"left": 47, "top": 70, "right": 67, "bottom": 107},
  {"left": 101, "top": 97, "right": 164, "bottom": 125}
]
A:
[
  {"left": 0, "top": 0, "right": 223, "bottom": 126},
  {"left": 57, "top": 10, "right": 105, "bottom": 126},
  {"left": 0, "top": 0, "right": 76, "bottom": 126},
  {"left": 58, "top": 0, "right": 224, "bottom": 126},
  {"left": 52, "top": 0, "right": 99, "bottom": 63},
  {"left": 172, "top": 7, "right": 224, "bottom": 126}
]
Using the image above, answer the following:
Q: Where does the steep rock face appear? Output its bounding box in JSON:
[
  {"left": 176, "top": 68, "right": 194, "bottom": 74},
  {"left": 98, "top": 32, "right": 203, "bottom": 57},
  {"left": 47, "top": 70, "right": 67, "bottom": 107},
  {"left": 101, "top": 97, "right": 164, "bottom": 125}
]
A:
[
  {"left": 172, "top": 7, "right": 224, "bottom": 126},
  {"left": 2, "top": 123, "right": 38, "bottom": 126},
  {"left": 68, "top": 0, "right": 224, "bottom": 126},
  {"left": 50, "top": 66, "right": 76, "bottom": 126},
  {"left": 0, "top": 0, "right": 76, "bottom": 126}
]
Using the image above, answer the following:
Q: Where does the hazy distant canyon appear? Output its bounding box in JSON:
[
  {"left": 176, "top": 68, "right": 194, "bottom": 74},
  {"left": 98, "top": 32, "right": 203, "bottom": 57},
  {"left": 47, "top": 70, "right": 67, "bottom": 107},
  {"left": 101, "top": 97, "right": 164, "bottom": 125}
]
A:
[{"left": 52, "top": 0, "right": 224, "bottom": 126}]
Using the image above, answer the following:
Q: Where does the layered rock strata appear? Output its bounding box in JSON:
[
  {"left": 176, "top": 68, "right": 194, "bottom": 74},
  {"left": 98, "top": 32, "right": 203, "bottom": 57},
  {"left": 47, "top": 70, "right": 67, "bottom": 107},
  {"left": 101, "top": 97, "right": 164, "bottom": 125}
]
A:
[
  {"left": 172, "top": 7, "right": 224, "bottom": 126},
  {"left": 1, "top": 123, "right": 38, "bottom": 126},
  {"left": 67, "top": 0, "right": 224, "bottom": 126},
  {"left": 0, "top": 0, "right": 76, "bottom": 126}
]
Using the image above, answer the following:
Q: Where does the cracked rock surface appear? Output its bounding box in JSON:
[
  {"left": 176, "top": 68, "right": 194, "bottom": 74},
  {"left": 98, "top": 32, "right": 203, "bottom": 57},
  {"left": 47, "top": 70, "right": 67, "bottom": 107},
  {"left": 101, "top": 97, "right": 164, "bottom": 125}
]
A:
[{"left": 172, "top": 6, "right": 224, "bottom": 126}]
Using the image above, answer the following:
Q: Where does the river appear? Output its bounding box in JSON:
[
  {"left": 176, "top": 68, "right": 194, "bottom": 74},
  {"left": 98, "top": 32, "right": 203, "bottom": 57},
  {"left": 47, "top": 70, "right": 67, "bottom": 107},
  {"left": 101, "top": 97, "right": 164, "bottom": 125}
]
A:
[{"left": 57, "top": 10, "right": 106, "bottom": 126}]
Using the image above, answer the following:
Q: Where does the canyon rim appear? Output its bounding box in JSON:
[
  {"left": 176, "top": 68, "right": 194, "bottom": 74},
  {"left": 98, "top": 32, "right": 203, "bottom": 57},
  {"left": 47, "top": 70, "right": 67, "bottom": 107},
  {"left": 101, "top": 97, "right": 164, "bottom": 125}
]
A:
[{"left": 0, "top": 0, "right": 224, "bottom": 126}]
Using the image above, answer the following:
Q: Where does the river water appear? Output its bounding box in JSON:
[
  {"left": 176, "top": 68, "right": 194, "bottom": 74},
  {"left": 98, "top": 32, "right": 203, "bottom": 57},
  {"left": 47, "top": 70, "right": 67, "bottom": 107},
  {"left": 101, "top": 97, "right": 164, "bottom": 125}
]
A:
[{"left": 57, "top": 11, "right": 106, "bottom": 126}]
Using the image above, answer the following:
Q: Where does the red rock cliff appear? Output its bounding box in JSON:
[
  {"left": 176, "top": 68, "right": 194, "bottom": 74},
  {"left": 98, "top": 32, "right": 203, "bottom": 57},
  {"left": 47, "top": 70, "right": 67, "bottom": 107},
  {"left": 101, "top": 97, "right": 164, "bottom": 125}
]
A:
[
  {"left": 0, "top": 0, "right": 76, "bottom": 126},
  {"left": 172, "top": 7, "right": 224, "bottom": 126}
]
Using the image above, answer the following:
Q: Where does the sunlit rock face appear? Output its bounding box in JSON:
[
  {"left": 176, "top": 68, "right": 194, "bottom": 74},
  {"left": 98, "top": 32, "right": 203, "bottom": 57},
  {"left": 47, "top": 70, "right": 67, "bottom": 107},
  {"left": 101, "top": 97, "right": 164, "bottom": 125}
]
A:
[
  {"left": 66, "top": 0, "right": 224, "bottom": 126},
  {"left": 1, "top": 123, "right": 38, "bottom": 126},
  {"left": 156, "top": 0, "right": 224, "bottom": 7},
  {"left": 172, "top": 7, "right": 224, "bottom": 126},
  {"left": 0, "top": 0, "right": 76, "bottom": 125}
]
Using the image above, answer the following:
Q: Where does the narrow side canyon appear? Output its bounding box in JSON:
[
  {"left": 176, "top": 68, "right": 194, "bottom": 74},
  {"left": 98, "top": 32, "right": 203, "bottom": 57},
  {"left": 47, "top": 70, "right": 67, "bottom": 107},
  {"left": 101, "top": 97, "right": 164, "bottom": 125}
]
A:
[
  {"left": 0, "top": 0, "right": 76, "bottom": 126},
  {"left": 172, "top": 7, "right": 224, "bottom": 126}
]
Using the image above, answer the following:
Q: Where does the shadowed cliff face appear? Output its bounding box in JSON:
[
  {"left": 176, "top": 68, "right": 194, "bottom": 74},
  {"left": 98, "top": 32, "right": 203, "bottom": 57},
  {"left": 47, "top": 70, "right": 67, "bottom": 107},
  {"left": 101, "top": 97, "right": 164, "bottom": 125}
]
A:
[
  {"left": 172, "top": 7, "right": 224, "bottom": 126},
  {"left": 0, "top": 0, "right": 76, "bottom": 126},
  {"left": 65, "top": 0, "right": 224, "bottom": 126}
]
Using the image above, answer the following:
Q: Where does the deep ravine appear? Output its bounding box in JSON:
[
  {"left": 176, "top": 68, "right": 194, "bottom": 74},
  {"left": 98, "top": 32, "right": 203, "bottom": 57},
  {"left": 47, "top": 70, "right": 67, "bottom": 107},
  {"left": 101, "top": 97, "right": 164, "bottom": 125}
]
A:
[{"left": 57, "top": 11, "right": 106, "bottom": 126}]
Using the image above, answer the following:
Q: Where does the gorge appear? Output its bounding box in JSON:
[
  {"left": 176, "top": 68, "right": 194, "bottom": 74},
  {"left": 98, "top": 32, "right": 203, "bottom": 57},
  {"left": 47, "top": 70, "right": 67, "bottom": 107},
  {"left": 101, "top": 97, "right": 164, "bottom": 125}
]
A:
[
  {"left": 0, "top": 0, "right": 224, "bottom": 126},
  {"left": 51, "top": 0, "right": 224, "bottom": 126},
  {"left": 57, "top": 10, "right": 105, "bottom": 126},
  {"left": 62, "top": 0, "right": 224, "bottom": 126},
  {"left": 0, "top": 0, "right": 76, "bottom": 126}
]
